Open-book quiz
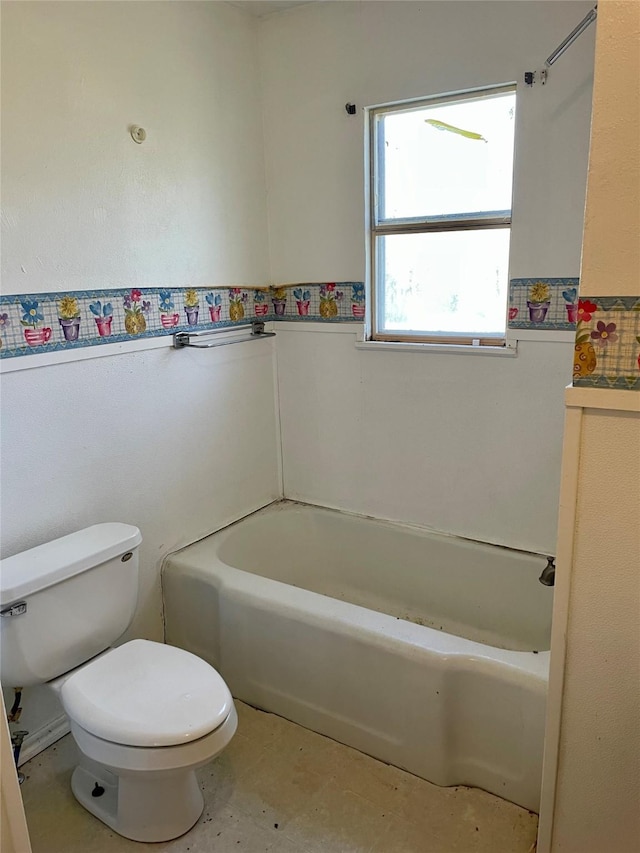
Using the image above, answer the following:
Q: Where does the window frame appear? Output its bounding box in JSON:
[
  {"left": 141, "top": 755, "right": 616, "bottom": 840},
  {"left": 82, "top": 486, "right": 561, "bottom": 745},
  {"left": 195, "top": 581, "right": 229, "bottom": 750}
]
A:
[{"left": 367, "top": 83, "right": 517, "bottom": 347}]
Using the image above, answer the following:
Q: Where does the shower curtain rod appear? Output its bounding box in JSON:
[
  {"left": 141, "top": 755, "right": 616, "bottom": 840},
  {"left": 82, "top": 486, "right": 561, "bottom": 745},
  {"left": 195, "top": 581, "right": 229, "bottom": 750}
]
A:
[{"left": 545, "top": 5, "right": 597, "bottom": 67}]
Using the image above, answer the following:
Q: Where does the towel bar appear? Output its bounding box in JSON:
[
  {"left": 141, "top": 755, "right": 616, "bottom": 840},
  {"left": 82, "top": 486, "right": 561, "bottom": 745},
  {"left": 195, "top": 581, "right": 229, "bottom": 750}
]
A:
[{"left": 173, "top": 321, "right": 276, "bottom": 349}]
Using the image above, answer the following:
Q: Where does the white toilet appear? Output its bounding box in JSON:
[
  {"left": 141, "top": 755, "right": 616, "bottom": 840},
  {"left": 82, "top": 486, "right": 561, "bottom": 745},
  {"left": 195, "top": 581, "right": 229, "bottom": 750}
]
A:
[{"left": 0, "top": 523, "right": 237, "bottom": 843}]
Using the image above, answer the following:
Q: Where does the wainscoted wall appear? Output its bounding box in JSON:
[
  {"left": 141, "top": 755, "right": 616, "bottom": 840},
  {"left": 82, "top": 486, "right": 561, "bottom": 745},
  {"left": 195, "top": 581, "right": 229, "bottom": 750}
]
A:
[
  {"left": 4, "top": 277, "right": 600, "bottom": 362},
  {"left": 0, "top": 284, "right": 362, "bottom": 361},
  {"left": 0, "top": 1, "right": 279, "bottom": 755},
  {"left": 1, "top": 0, "right": 598, "bottom": 763},
  {"left": 1, "top": 341, "right": 281, "bottom": 759}
]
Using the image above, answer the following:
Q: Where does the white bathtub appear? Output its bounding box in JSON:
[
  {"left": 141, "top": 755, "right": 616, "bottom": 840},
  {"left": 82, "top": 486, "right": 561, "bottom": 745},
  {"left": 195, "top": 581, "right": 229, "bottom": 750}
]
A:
[{"left": 163, "top": 501, "right": 552, "bottom": 812}]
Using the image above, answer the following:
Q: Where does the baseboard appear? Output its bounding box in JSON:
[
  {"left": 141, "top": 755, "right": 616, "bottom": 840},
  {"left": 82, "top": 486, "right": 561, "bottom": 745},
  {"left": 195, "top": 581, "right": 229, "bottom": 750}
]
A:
[{"left": 17, "top": 714, "right": 70, "bottom": 766}]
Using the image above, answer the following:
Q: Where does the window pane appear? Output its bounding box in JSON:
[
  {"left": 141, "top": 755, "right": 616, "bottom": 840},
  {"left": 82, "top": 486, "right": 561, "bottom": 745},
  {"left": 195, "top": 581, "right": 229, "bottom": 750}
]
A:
[
  {"left": 378, "top": 90, "right": 516, "bottom": 221},
  {"left": 378, "top": 229, "right": 510, "bottom": 336}
]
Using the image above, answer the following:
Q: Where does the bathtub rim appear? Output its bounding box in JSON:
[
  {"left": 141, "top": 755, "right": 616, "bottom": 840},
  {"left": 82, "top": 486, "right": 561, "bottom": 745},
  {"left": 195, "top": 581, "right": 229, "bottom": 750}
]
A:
[
  {"left": 162, "top": 499, "right": 551, "bottom": 673},
  {"left": 211, "top": 498, "right": 555, "bottom": 562}
]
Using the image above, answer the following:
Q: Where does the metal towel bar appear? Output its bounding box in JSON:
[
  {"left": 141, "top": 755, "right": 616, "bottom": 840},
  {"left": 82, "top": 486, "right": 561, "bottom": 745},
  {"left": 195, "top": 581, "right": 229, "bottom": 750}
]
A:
[{"left": 173, "top": 321, "right": 276, "bottom": 349}]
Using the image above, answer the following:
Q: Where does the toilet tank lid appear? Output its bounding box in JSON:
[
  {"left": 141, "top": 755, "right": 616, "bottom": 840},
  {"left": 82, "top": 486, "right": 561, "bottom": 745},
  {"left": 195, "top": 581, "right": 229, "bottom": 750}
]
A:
[{"left": 0, "top": 523, "right": 142, "bottom": 605}]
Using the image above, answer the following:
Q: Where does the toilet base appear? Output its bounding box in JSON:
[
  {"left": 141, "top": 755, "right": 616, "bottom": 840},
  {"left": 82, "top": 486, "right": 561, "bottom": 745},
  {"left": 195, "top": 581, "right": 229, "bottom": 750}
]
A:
[{"left": 71, "top": 759, "right": 204, "bottom": 842}]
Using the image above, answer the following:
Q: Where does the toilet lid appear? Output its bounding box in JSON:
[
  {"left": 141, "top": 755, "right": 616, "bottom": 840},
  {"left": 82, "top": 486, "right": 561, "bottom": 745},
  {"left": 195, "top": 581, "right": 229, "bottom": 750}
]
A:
[{"left": 60, "top": 639, "right": 233, "bottom": 747}]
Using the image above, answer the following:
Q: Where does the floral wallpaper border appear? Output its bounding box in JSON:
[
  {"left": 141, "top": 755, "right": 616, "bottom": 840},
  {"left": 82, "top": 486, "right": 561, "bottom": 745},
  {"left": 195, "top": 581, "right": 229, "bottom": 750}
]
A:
[
  {"left": 4, "top": 282, "right": 637, "bottom": 387},
  {"left": 0, "top": 283, "right": 364, "bottom": 360},
  {"left": 572, "top": 296, "right": 640, "bottom": 390},
  {"left": 508, "top": 278, "right": 580, "bottom": 331}
]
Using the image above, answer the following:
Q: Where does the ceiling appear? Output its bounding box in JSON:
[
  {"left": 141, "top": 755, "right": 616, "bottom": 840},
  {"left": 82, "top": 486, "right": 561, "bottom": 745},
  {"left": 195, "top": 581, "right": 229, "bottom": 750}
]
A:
[{"left": 228, "top": 1, "right": 316, "bottom": 18}]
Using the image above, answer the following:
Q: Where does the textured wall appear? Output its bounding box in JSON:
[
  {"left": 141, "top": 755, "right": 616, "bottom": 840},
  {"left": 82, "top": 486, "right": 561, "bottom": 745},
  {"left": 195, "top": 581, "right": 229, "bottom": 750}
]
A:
[
  {"left": 0, "top": 1, "right": 279, "bottom": 746},
  {"left": 259, "top": 1, "right": 595, "bottom": 552},
  {"left": 1, "top": 340, "right": 281, "bottom": 757},
  {"left": 550, "top": 2, "right": 640, "bottom": 849},
  {"left": 259, "top": 0, "right": 595, "bottom": 282},
  {"left": 552, "top": 410, "right": 640, "bottom": 850},
  {"left": 1, "top": 1, "right": 269, "bottom": 292},
  {"left": 578, "top": 1, "right": 640, "bottom": 297},
  {"left": 277, "top": 327, "right": 571, "bottom": 553}
]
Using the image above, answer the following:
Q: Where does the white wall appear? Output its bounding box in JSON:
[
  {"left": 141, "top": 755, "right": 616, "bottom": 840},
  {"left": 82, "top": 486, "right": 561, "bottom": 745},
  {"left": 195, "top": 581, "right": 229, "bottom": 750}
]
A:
[
  {"left": 259, "top": 0, "right": 594, "bottom": 283},
  {"left": 552, "top": 408, "right": 640, "bottom": 852},
  {"left": 544, "top": 3, "right": 640, "bottom": 849},
  {"left": 0, "top": 0, "right": 598, "bottom": 761},
  {"left": 259, "top": 1, "right": 595, "bottom": 552},
  {"left": 1, "top": 0, "right": 269, "bottom": 291},
  {"left": 277, "top": 326, "right": 569, "bottom": 553},
  {"left": 0, "top": 1, "right": 279, "bottom": 748}
]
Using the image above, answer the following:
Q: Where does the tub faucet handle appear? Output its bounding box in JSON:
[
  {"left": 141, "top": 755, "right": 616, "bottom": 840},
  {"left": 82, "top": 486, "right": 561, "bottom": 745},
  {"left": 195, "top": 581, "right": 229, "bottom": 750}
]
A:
[{"left": 539, "top": 556, "right": 556, "bottom": 587}]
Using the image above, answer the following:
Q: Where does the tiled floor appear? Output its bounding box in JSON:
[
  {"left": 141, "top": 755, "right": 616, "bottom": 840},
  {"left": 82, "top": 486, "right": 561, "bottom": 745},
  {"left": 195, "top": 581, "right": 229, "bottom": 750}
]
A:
[{"left": 20, "top": 701, "right": 538, "bottom": 853}]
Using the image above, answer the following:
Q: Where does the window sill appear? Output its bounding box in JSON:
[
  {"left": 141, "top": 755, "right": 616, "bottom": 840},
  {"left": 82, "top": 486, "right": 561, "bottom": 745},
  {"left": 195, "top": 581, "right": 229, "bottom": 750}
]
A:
[{"left": 354, "top": 338, "right": 518, "bottom": 357}]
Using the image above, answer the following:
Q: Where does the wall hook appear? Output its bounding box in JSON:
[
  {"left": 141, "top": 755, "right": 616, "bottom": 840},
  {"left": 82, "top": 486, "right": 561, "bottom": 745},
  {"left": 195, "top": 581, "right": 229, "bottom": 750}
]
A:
[{"left": 129, "top": 125, "right": 146, "bottom": 144}]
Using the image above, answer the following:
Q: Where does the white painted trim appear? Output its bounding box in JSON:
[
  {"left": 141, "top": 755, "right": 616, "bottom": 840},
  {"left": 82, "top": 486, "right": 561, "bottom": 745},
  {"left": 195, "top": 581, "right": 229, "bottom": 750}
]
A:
[
  {"left": 275, "top": 321, "right": 360, "bottom": 334},
  {"left": 1, "top": 693, "right": 32, "bottom": 853},
  {"left": 271, "top": 342, "right": 286, "bottom": 500},
  {"left": 354, "top": 339, "right": 518, "bottom": 357},
  {"left": 0, "top": 334, "right": 174, "bottom": 373},
  {"left": 0, "top": 322, "right": 278, "bottom": 374},
  {"left": 565, "top": 385, "right": 640, "bottom": 412},
  {"left": 17, "top": 715, "right": 70, "bottom": 766},
  {"left": 537, "top": 405, "right": 584, "bottom": 853}
]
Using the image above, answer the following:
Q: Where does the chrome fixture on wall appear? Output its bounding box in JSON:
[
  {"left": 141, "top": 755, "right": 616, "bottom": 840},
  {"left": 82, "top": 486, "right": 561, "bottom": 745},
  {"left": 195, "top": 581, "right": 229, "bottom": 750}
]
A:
[
  {"left": 525, "top": 5, "right": 597, "bottom": 86},
  {"left": 173, "top": 320, "right": 276, "bottom": 350},
  {"left": 539, "top": 556, "right": 556, "bottom": 587}
]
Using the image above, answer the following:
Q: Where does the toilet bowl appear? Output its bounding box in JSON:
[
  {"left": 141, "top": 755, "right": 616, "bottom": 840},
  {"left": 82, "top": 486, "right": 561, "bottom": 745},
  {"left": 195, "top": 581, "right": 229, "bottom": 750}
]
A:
[
  {"left": 0, "top": 523, "right": 237, "bottom": 843},
  {"left": 52, "top": 639, "right": 238, "bottom": 842}
]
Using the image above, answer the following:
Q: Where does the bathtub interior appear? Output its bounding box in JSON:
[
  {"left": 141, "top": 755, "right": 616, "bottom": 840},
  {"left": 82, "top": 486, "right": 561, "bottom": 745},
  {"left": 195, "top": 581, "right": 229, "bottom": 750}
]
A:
[
  {"left": 163, "top": 501, "right": 551, "bottom": 812},
  {"left": 211, "top": 502, "right": 553, "bottom": 652}
]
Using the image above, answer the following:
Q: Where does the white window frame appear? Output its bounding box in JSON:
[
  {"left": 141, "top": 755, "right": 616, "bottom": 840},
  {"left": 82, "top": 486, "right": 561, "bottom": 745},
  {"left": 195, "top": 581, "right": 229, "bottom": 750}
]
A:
[{"left": 366, "top": 84, "right": 517, "bottom": 348}]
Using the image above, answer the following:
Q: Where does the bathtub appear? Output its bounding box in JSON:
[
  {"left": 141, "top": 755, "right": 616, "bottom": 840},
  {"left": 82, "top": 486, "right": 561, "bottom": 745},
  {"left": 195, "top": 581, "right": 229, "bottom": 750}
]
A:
[{"left": 163, "top": 501, "right": 552, "bottom": 812}]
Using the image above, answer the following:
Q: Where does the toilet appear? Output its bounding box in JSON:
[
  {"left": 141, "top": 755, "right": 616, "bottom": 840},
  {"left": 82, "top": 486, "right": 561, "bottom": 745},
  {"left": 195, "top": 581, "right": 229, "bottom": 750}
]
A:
[{"left": 0, "top": 523, "right": 237, "bottom": 843}]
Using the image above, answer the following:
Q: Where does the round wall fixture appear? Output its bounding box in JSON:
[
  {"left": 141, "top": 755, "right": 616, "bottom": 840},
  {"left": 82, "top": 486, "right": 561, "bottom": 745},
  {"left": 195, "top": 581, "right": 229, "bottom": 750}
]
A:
[{"left": 129, "top": 125, "right": 146, "bottom": 144}]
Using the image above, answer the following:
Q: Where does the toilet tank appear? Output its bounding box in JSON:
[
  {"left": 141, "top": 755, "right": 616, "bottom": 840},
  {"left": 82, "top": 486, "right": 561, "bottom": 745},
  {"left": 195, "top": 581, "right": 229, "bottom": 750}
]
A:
[{"left": 0, "top": 523, "right": 142, "bottom": 687}]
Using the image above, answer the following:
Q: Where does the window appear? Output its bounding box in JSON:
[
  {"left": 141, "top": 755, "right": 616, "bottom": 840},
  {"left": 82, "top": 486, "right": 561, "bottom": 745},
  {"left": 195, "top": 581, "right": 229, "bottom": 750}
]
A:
[{"left": 368, "top": 85, "right": 517, "bottom": 346}]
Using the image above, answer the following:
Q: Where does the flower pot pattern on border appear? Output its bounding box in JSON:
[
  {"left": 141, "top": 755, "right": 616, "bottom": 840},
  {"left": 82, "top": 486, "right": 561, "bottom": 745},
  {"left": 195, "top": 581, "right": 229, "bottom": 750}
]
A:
[
  {"left": 90, "top": 301, "right": 114, "bottom": 337},
  {"left": 0, "top": 311, "right": 10, "bottom": 350},
  {"left": 3, "top": 282, "right": 367, "bottom": 360},
  {"left": 20, "top": 300, "right": 52, "bottom": 346},
  {"left": 206, "top": 291, "right": 222, "bottom": 322},
  {"left": 6, "top": 283, "right": 635, "bottom": 388},
  {"left": 229, "top": 289, "right": 248, "bottom": 322},
  {"left": 24, "top": 327, "right": 52, "bottom": 346},
  {"left": 293, "top": 288, "right": 311, "bottom": 316},
  {"left": 58, "top": 296, "right": 82, "bottom": 341},
  {"left": 508, "top": 278, "right": 580, "bottom": 331},
  {"left": 59, "top": 317, "right": 81, "bottom": 341},
  {"left": 253, "top": 289, "right": 269, "bottom": 317},
  {"left": 124, "top": 290, "right": 150, "bottom": 335}
]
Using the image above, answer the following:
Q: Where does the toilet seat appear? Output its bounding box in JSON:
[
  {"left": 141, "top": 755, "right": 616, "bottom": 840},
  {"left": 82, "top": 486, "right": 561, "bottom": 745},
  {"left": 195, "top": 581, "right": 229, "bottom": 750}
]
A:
[
  {"left": 70, "top": 704, "right": 238, "bottom": 775},
  {"left": 61, "top": 639, "right": 233, "bottom": 747}
]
